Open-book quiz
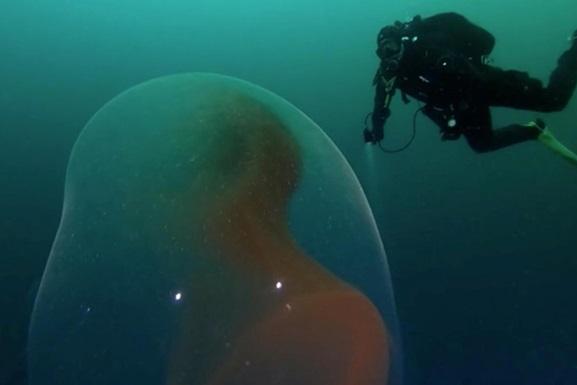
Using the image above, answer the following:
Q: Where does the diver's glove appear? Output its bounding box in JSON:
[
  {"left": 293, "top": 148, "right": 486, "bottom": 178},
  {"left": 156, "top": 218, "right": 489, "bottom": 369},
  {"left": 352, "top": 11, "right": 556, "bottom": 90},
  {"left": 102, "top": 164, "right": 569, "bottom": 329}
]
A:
[
  {"left": 364, "top": 125, "right": 383, "bottom": 144},
  {"left": 364, "top": 108, "right": 389, "bottom": 144}
]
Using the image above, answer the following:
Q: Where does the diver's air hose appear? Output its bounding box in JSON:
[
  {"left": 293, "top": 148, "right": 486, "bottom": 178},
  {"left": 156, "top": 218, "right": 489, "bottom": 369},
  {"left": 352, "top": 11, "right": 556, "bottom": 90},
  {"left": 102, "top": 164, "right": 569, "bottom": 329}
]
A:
[{"left": 365, "top": 107, "right": 423, "bottom": 153}]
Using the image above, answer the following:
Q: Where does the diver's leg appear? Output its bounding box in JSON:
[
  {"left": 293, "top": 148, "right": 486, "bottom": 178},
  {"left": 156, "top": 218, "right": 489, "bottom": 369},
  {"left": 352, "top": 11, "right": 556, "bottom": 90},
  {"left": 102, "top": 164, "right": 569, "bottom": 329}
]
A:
[
  {"left": 462, "top": 106, "right": 540, "bottom": 152},
  {"left": 467, "top": 115, "right": 577, "bottom": 165},
  {"left": 478, "top": 40, "right": 577, "bottom": 112},
  {"left": 543, "top": 40, "right": 577, "bottom": 110},
  {"left": 466, "top": 124, "right": 541, "bottom": 153}
]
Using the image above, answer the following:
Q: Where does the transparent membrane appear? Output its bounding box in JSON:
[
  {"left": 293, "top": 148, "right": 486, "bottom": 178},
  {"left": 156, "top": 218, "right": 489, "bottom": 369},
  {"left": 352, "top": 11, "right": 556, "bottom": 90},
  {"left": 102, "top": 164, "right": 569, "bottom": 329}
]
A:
[{"left": 28, "top": 73, "right": 402, "bottom": 385}]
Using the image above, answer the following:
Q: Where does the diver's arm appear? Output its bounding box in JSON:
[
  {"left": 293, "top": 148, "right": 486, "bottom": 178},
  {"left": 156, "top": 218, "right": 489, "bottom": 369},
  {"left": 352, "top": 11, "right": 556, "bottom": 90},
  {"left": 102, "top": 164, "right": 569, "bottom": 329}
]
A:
[
  {"left": 368, "top": 69, "right": 395, "bottom": 143},
  {"left": 371, "top": 79, "right": 390, "bottom": 142}
]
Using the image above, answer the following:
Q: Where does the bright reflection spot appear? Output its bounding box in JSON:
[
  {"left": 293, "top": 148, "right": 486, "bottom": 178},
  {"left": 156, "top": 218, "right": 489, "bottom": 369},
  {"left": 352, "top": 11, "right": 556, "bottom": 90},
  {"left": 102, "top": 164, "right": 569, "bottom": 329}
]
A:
[
  {"left": 285, "top": 303, "right": 292, "bottom": 311},
  {"left": 174, "top": 292, "right": 183, "bottom": 301},
  {"left": 275, "top": 281, "right": 283, "bottom": 290}
]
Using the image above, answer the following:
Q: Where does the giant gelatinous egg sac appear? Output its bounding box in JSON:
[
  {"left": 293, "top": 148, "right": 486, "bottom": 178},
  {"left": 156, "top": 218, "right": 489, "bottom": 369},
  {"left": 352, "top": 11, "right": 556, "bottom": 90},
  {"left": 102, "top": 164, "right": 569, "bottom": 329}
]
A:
[{"left": 28, "top": 73, "right": 402, "bottom": 385}]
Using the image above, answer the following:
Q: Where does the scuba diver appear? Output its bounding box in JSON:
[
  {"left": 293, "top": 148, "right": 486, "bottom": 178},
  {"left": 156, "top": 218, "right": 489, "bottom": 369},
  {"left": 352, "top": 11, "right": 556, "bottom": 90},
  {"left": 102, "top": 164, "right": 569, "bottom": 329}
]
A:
[{"left": 365, "top": 12, "right": 577, "bottom": 163}]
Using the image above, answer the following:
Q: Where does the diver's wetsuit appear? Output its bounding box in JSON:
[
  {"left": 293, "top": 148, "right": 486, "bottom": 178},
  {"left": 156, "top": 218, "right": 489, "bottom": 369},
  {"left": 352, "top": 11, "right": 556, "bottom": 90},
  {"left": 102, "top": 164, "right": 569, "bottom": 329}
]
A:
[{"left": 372, "top": 12, "right": 577, "bottom": 152}]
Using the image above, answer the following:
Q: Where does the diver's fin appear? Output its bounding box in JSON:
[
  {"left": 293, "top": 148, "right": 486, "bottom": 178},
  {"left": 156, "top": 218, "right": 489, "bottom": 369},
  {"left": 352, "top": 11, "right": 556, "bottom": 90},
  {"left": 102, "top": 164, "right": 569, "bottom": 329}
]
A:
[{"left": 527, "top": 119, "right": 577, "bottom": 166}]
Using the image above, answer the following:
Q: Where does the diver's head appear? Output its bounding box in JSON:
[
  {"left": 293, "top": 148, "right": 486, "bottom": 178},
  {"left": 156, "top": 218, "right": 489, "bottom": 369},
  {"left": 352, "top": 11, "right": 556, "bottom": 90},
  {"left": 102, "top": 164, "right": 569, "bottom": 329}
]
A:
[{"left": 376, "top": 26, "right": 402, "bottom": 59}]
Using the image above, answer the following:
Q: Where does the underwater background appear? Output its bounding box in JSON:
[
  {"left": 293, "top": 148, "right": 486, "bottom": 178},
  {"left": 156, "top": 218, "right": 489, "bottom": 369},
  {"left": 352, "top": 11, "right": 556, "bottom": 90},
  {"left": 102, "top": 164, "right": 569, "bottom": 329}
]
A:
[{"left": 1, "top": 0, "right": 576, "bottom": 384}]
